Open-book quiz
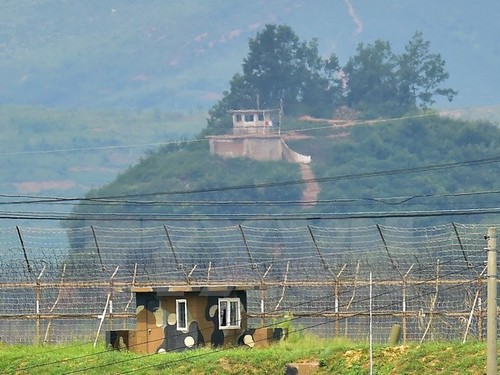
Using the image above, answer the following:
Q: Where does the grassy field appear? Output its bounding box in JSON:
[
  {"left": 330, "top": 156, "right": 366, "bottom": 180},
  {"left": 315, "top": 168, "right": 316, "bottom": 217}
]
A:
[{"left": 0, "top": 336, "right": 492, "bottom": 375}]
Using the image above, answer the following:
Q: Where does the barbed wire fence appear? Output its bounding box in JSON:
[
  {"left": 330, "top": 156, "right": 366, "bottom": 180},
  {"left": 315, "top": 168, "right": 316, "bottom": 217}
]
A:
[{"left": 0, "top": 222, "right": 496, "bottom": 345}]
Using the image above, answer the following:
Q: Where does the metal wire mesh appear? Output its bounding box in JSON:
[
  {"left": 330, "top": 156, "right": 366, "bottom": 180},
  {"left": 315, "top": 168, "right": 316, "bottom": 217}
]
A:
[{"left": 0, "top": 222, "right": 496, "bottom": 344}]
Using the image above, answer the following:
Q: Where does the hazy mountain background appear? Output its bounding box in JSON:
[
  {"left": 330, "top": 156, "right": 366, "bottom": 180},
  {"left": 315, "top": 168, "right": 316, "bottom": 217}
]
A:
[
  {"left": 1, "top": 0, "right": 500, "bottom": 221},
  {"left": 2, "top": 0, "right": 500, "bottom": 110}
]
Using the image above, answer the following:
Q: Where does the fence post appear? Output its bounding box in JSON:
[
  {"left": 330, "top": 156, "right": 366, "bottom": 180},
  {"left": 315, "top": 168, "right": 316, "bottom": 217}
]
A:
[
  {"left": 123, "top": 263, "right": 138, "bottom": 330},
  {"left": 16, "top": 226, "right": 32, "bottom": 274},
  {"left": 274, "top": 261, "right": 289, "bottom": 311},
  {"left": 94, "top": 266, "right": 119, "bottom": 348},
  {"left": 420, "top": 259, "right": 440, "bottom": 343},
  {"left": 44, "top": 263, "right": 67, "bottom": 343},
  {"left": 345, "top": 260, "right": 360, "bottom": 337},
  {"left": 369, "top": 272, "right": 373, "bottom": 375},
  {"left": 239, "top": 225, "right": 262, "bottom": 280},
  {"left": 163, "top": 225, "right": 189, "bottom": 282},
  {"left": 261, "top": 265, "right": 272, "bottom": 327},
  {"left": 90, "top": 225, "right": 105, "bottom": 271},
  {"left": 402, "top": 264, "right": 414, "bottom": 344},
  {"left": 335, "top": 264, "right": 347, "bottom": 337},
  {"left": 486, "top": 227, "right": 497, "bottom": 375},
  {"left": 35, "top": 265, "right": 46, "bottom": 345},
  {"left": 260, "top": 288, "right": 266, "bottom": 327}
]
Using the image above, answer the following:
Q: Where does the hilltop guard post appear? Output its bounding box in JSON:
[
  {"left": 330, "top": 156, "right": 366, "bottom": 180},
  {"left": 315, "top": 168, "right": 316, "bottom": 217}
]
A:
[{"left": 207, "top": 108, "right": 310, "bottom": 163}]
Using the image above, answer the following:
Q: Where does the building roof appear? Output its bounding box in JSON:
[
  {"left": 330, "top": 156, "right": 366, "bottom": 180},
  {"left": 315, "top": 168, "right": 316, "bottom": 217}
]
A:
[
  {"left": 131, "top": 284, "right": 265, "bottom": 296},
  {"left": 228, "top": 109, "right": 277, "bottom": 114}
]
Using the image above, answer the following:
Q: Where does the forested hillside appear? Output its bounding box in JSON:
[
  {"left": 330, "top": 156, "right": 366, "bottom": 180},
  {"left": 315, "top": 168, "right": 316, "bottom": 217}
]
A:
[
  {"left": 2, "top": 1, "right": 500, "bottom": 203},
  {"left": 1, "top": 2, "right": 498, "bottom": 232},
  {"left": 68, "top": 114, "right": 500, "bottom": 229},
  {"left": 65, "top": 23, "right": 500, "bottom": 230}
]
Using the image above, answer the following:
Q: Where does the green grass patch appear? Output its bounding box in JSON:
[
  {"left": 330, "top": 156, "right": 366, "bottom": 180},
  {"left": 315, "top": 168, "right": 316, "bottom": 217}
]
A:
[{"left": 0, "top": 339, "right": 493, "bottom": 375}]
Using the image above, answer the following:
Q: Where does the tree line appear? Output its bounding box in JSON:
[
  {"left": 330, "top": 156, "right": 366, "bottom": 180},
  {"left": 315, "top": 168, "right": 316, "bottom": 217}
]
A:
[{"left": 206, "top": 24, "right": 457, "bottom": 135}]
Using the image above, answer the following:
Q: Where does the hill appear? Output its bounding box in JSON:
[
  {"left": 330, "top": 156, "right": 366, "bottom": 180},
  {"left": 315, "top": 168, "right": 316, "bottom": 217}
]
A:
[
  {"left": 68, "top": 113, "right": 500, "bottom": 228},
  {"left": 2, "top": 1, "right": 500, "bottom": 225}
]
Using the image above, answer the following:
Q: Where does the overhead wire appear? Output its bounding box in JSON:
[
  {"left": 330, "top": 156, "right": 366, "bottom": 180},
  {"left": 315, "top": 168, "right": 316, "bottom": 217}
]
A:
[
  {"left": 0, "top": 155, "right": 498, "bottom": 216},
  {"left": 2, "top": 188, "right": 500, "bottom": 207},
  {"left": 1, "top": 206, "right": 500, "bottom": 221},
  {"left": 0, "top": 139, "right": 206, "bottom": 156},
  {"left": 66, "top": 155, "right": 500, "bottom": 199},
  {"left": 1, "top": 108, "right": 498, "bottom": 220},
  {"left": 0, "top": 105, "right": 495, "bottom": 158}
]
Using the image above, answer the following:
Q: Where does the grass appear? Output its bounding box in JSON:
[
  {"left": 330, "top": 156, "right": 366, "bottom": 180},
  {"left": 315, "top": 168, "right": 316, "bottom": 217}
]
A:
[{"left": 0, "top": 337, "right": 493, "bottom": 375}]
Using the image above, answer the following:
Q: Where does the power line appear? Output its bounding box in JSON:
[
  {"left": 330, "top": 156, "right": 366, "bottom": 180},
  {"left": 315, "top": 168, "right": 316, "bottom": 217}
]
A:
[
  {"left": 1, "top": 155, "right": 499, "bottom": 205},
  {"left": 84, "top": 155, "right": 500, "bottom": 199},
  {"left": 1, "top": 105, "right": 494, "bottom": 157},
  {"left": 2, "top": 188, "right": 500, "bottom": 207},
  {"left": 0, "top": 139, "right": 205, "bottom": 156},
  {"left": 0, "top": 207, "right": 499, "bottom": 221}
]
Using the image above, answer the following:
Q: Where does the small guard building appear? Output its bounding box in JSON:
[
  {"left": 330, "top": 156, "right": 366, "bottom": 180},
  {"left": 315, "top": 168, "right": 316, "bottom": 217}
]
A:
[
  {"left": 107, "top": 284, "right": 285, "bottom": 354},
  {"left": 207, "top": 108, "right": 311, "bottom": 163}
]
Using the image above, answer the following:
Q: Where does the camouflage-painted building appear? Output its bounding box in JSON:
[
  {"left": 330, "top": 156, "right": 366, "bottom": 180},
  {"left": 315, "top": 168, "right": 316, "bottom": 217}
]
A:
[{"left": 107, "top": 284, "right": 284, "bottom": 354}]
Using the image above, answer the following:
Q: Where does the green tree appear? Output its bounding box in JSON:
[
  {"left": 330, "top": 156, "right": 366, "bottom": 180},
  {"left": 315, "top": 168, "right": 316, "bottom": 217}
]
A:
[
  {"left": 397, "top": 31, "right": 457, "bottom": 110},
  {"left": 343, "top": 40, "right": 400, "bottom": 117},
  {"left": 205, "top": 24, "right": 342, "bottom": 135},
  {"left": 242, "top": 24, "right": 305, "bottom": 110},
  {"left": 344, "top": 32, "right": 457, "bottom": 118}
]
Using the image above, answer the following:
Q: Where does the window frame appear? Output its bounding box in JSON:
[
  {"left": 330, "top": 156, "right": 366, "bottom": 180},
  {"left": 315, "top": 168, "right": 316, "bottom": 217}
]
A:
[
  {"left": 176, "top": 299, "right": 188, "bottom": 332},
  {"left": 218, "top": 297, "right": 241, "bottom": 329}
]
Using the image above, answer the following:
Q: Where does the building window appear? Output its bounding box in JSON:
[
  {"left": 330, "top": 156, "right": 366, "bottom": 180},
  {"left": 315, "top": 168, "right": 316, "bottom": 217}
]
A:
[
  {"left": 235, "top": 114, "right": 242, "bottom": 122},
  {"left": 176, "top": 299, "right": 188, "bottom": 331},
  {"left": 218, "top": 298, "right": 241, "bottom": 329},
  {"left": 244, "top": 114, "right": 254, "bottom": 122}
]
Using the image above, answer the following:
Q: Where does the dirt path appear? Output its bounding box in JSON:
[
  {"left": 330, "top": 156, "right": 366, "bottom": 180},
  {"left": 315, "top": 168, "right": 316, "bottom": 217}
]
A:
[{"left": 300, "top": 163, "right": 320, "bottom": 206}]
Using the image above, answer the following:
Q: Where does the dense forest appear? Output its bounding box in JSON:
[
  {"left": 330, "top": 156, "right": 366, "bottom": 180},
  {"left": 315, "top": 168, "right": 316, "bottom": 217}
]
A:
[{"left": 66, "top": 25, "right": 500, "bottom": 232}]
